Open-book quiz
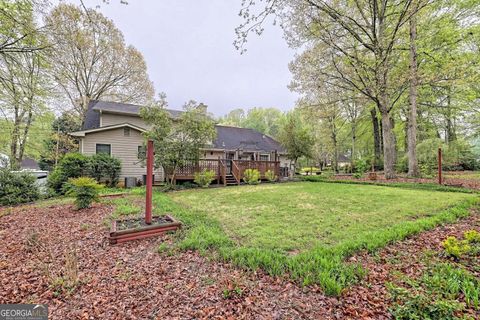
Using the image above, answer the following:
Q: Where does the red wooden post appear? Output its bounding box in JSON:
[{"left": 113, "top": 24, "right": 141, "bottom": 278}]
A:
[
  {"left": 438, "top": 147, "right": 442, "bottom": 185},
  {"left": 145, "top": 139, "right": 154, "bottom": 224}
]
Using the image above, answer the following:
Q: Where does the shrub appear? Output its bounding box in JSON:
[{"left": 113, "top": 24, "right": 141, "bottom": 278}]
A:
[
  {"left": 48, "top": 153, "right": 88, "bottom": 194},
  {"left": 265, "top": 170, "right": 277, "bottom": 182},
  {"left": 0, "top": 168, "right": 40, "bottom": 206},
  {"left": 464, "top": 230, "right": 480, "bottom": 243},
  {"left": 87, "top": 153, "right": 121, "bottom": 187},
  {"left": 442, "top": 236, "right": 471, "bottom": 259},
  {"left": 194, "top": 169, "right": 216, "bottom": 188},
  {"left": 354, "top": 158, "right": 369, "bottom": 174},
  {"left": 243, "top": 169, "right": 260, "bottom": 185},
  {"left": 65, "top": 177, "right": 103, "bottom": 210}
]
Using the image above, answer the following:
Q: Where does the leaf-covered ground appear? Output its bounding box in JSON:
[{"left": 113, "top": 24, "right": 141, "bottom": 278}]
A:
[{"left": 0, "top": 200, "right": 479, "bottom": 319}]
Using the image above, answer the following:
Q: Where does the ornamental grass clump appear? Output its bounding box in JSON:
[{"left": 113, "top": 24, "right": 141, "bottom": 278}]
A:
[
  {"left": 194, "top": 169, "right": 216, "bottom": 188},
  {"left": 243, "top": 169, "right": 260, "bottom": 185},
  {"left": 265, "top": 170, "right": 277, "bottom": 182},
  {"left": 66, "top": 177, "right": 103, "bottom": 210}
]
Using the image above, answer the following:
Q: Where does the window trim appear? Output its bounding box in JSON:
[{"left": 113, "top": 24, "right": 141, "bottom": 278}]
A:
[
  {"left": 96, "top": 143, "right": 112, "bottom": 156},
  {"left": 138, "top": 145, "right": 146, "bottom": 159},
  {"left": 259, "top": 153, "right": 270, "bottom": 161}
]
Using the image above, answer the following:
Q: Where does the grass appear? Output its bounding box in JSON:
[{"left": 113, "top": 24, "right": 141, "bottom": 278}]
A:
[{"left": 149, "top": 181, "right": 479, "bottom": 295}]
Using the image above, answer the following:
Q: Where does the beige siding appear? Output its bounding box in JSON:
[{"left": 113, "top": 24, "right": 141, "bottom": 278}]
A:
[
  {"left": 101, "top": 113, "right": 150, "bottom": 129},
  {"left": 201, "top": 150, "right": 224, "bottom": 160},
  {"left": 81, "top": 128, "right": 164, "bottom": 183}
]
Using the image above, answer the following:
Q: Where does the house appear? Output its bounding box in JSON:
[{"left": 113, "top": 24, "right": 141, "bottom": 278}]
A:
[{"left": 70, "top": 100, "right": 289, "bottom": 185}]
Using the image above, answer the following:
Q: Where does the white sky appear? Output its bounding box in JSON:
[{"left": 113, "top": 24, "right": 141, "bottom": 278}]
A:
[{"left": 67, "top": 0, "right": 299, "bottom": 116}]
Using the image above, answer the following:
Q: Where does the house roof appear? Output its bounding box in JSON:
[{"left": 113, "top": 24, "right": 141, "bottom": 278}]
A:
[
  {"left": 83, "top": 100, "right": 183, "bottom": 130},
  {"left": 212, "top": 125, "right": 285, "bottom": 153},
  {"left": 70, "top": 123, "right": 146, "bottom": 137},
  {"left": 80, "top": 100, "right": 285, "bottom": 153}
]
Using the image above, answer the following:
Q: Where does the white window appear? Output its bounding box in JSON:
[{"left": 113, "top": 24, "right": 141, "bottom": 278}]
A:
[
  {"left": 96, "top": 144, "right": 111, "bottom": 155},
  {"left": 260, "top": 154, "right": 270, "bottom": 161}
]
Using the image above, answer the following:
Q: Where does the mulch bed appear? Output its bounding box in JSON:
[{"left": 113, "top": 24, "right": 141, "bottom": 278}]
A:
[
  {"left": 0, "top": 202, "right": 479, "bottom": 319},
  {"left": 333, "top": 172, "right": 480, "bottom": 190}
]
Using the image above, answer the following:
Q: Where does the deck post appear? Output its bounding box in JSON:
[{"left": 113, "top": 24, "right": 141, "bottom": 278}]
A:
[
  {"left": 145, "top": 139, "right": 154, "bottom": 225},
  {"left": 217, "top": 157, "right": 220, "bottom": 185}
]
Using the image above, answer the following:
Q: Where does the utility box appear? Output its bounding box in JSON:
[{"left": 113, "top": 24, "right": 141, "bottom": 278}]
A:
[{"left": 124, "top": 177, "right": 137, "bottom": 188}]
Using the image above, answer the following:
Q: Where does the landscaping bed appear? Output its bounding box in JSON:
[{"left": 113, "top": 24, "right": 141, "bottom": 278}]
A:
[
  {"left": 0, "top": 197, "right": 478, "bottom": 319},
  {"left": 331, "top": 171, "right": 480, "bottom": 190}
]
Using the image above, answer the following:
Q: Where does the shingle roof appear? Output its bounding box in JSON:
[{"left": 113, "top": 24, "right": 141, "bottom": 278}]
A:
[
  {"left": 81, "top": 100, "right": 285, "bottom": 153},
  {"left": 83, "top": 100, "right": 183, "bottom": 130},
  {"left": 212, "top": 125, "right": 284, "bottom": 153}
]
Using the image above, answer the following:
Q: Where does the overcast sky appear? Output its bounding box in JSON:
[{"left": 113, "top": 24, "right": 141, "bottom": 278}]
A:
[{"left": 70, "top": 0, "right": 298, "bottom": 116}]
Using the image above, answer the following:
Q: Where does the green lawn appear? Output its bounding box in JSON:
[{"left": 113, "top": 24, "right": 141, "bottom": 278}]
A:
[
  {"left": 149, "top": 181, "right": 479, "bottom": 295},
  {"left": 168, "top": 182, "right": 473, "bottom": 252}
]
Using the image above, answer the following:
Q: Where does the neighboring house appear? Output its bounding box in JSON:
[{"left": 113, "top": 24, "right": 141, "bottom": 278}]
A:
[
  {"left": 70, "top": 100, "right": 289, "bottom": 185},
  {"left": 21, "top": 157, "right": 40, "bottom": 170}
]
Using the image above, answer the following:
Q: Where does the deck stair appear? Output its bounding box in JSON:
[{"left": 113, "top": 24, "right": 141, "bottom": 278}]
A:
[{"left": 225, "top": 174, "right": 239, "bottom": 186}]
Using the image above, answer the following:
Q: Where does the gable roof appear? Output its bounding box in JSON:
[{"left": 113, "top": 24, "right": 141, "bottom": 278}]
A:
[
  {"left": 212, "top": 125, "right": 284, "bottom": 153},
  {"left": 70, "top": 123, "right": 146, "bottom": 137},
  {"left": 80, "top": 100, "right": 285, "bottom": 153},
  {"left": 83, "top": 100, "right": 183, "bottom": 130}
]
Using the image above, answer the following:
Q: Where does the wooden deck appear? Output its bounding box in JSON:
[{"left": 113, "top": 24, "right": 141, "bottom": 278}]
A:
[{"left": 166, "top": 159, "right": 285, "bottom": 185}]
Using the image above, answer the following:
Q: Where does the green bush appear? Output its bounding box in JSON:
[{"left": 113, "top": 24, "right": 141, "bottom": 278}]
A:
[
  {"left": 442, "top": 236, "right": 471, "bottom": 259},
  {"left": 194, "top": 169, "right": 216, "bottom": 188},
  {"left": 464, "top": 230, "right": 480, "bottom": 243},
  {"left": 48, "top": 153, "right": 88, "bottom": 194},
  {"left": 265, "top": 170, "right": 277, "bottom": 182},
  {"left": 243, "top": 169, "right": 260, "bottom": 185},
  {"left": 0, "top": 169, "right": 40, "bottom": 206},
  {"left": 65, "top": 177, "right": 103, "bottom": 210},
  {"left": 87, "top": 153, "right": 121, "bottom": 187}
]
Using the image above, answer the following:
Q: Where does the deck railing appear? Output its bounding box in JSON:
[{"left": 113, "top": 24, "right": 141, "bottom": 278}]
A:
[
  {"left": 168, "top": 158, "right": 282, "bottom": 183},
  {"left": 233, "top": 160, "right": 280, "bottom": 180}
]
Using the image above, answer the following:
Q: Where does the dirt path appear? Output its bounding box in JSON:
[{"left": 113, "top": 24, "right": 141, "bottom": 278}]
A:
[{"left": 0, "top": 203, "right": 478, "bottom": 319}]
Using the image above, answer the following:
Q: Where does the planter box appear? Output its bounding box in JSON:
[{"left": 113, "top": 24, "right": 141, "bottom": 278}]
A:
[{"left": 109, "top": 214, "right": 181, "bottom": 244}]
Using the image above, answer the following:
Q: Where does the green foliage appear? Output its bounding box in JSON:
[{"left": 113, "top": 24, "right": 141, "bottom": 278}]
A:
[
  {"left": 389, "top": 263, "right": 480, "bottom": 318},
  {"left": 442, "top": 236, "right": 471, "bottom": 259},
  {"left": 0, "top": 168, "right": 40, "bottom": 206},
  {"left": 87, "top": 153, "right": 121, "bottom": 187},
  {"left": 141, "top": 97, "right": 216, "bottom": 184},
  {"left": 65, "top": 177, "right": 103, "bottom": 210},
  {"left": 243, "top": 169, "right": 260, "bottom": 185},
  {"left": 354, "top": 158, "right": 369, "bottom": 174},
  {"left": 464, "top": 230, "right": 480, "bottom": 243},
  {"left": 219, "top": 107, "right": 284, "bottom": 137},
  {"left": 39, "top": 112, "right": 81, "bottom": 171},
  {"left": 47, "top": 153, "right": 88, "bottom": 194},
  {"left": 264, "top": 169, "right": 277, "bottom": 182},
  {"left": 277, "top": 110, "right": 314, "bottom": 168},
  {"left": 194, "top": 169, "right": 216, "bottom": 188}
]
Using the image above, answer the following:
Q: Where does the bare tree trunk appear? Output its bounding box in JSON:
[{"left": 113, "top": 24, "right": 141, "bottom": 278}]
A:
[
  {"left": 370, "top": 108, "right": 381, "bottom": 166},
  {"left": 380, "top": 110, "right": 397, "bottom": 179},
  {"left": 407, "top": 13, "right": 420, "bottom": 177}
]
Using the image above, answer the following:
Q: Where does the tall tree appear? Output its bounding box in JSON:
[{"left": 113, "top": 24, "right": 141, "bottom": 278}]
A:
[
  {"left": 45, "top": 3, "right": 154, "bottom": 124},
  {"left": 277, "top": 110, "right": 314, "bottom": 175},
  {"left": 237, "top": 0, "right": 429, "bottom": 178},
  {"left": 407, "top": 1, "right": 420, "bottom": 177}
]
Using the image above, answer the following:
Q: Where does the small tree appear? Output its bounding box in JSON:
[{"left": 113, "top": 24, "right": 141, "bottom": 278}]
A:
[
  {"left": 277, "top": 110, "right": 314, "bottom": 177},
  {"left": 141, "top": 96, "right": 216, "bottom": 185},
  {"left": 66, "top": 177, "right": 103, "bottom": 210}
]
